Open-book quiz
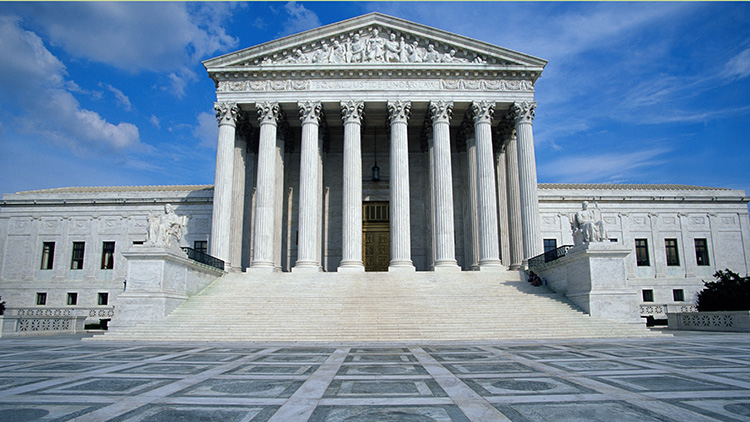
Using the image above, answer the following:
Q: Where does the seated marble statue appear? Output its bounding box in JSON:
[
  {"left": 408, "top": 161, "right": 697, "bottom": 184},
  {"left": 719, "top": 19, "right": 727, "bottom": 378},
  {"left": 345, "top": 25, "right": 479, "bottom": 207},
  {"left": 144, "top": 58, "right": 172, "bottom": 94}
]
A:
[
  {"left": 572, "top": 201, "right": 608, "bottom": 245},
  {"left": 146, "top": 204, "right": 187, "bottom": 248}
]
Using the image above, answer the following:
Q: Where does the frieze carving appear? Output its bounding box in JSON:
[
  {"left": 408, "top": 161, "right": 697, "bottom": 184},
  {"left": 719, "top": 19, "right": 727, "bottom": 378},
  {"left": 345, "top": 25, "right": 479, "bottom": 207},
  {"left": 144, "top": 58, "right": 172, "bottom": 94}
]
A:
[
  {"left": 215, "top": 102, "right": 239, "bottom": 126},
  {"left": 340, "top": 101, "right": 365, "bottom": 124},
  {"left": 429, "top": 100, "right": 453, "bottom": 124},
  {"left": 387, "top": 100, "right": 411, "bottom": 124},
  {"left": 259, "top": 27, "right": 485, "bottom": 66},
  {"left": 217, "top": 78, "right": 532, "bottom": 93},
  {"left": 218, "top": 80, "right": 310, "bottom": 92}
]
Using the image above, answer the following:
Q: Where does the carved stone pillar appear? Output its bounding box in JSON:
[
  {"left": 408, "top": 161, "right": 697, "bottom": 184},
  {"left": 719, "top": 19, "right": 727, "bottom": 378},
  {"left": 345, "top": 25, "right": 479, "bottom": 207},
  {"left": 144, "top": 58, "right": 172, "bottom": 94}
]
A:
[
  {"left": 471, "top": 101, "right": 502, "bottom": 269},
  {"left": 210, "top": 102, "right": 239, "bottom": 264},
  {"left": 293, "top": 101, "right": 323, "bottom": 271},
  {"left": 422, "top": 122, "right": 436, "bottom": 270},
  {"left": 511, "top": 101, "right": 543, "bottom": 266},
  {"left": 494, "top": 134, "right": 510, "bottom": 266},
  {"left": 501, "top": 119, "right": 523, "bottom": 270},
  {"left": 229, "top": 116, "right": 252, "bottom": 271},
  {"left": 251, "top": 102, "right": 281, "bottom": 270},
  {"left": 429, "top": 100, "right": 459, "bottom": 270},
  {"left": 387, "top": 100, "right": 415, "bottom": 271},
  {"left": 339, "top": 101, "right": 365, "bottom": 272},
  {"left": 460, "top": 120, "right": 479, "bottom": 270}
]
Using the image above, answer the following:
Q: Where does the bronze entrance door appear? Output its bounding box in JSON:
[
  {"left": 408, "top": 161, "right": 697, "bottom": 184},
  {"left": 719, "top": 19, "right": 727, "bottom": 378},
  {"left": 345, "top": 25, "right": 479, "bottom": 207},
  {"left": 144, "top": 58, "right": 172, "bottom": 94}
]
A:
[{"left": 363, "top": 202, "right": 390, "bottom": 272}]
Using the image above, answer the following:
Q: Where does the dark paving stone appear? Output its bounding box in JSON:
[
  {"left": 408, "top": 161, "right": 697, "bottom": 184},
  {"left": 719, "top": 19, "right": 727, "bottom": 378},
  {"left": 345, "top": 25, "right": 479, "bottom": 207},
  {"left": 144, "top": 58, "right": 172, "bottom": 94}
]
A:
[
  {"left": 115, "top": 363, "right": 218, "bottom": 375},
  {"left": 324, "top": 379, "right": 447, "bottom": 398},
  {"left": 34, "top": 377, "right": 175, "bottom": 395},
  {"left": 111, "top": 404, "right": 279, "bottom": 422},
  {"left": 0, "top": 407, "right": 49, "bottom": 422},
  {"left": 128, "top": 346, "right": 195, "bottom": 353},
  {"left": 337, "top": 364, "right": 428, "bottom": 376},
  {"left": 597, "top": 374, "right": 736, "bottom": 392},
  {"left": 345, "top": 354, "right": 417, "bottom": 363},
  {"left": 443, "top": 362, "right": 537, "bottom": 375},
  {"left": 496, "top": 400, "right": 675, "bottom": 422},
  {"left": 465, "top": 377, "right": 592, "bottom": 396},
  {"left": 252, "top": 354, "right": 329, "bottom": 363},
  {"left": 94, "top": 353, "right": 163, "bottom": 361},
  {"left": 174, "top": 379, "right": 303, "bottom": 398},
  {"left": 21, "top": 362, "right": 113, "bottom": 373},
  {"left": 496, "top": 345, "right": 563, "bottom": 352},
  {"left": 591, "top": 348, "right": 662, "bottom": 358},
  {"left": 517, "top": 351, "right": 591, "bottom": 360},
  {"left": 543, "top": 360, "right": 644, "bottom": 372},
  {"left": 310, "top": 405, "right": 470, "bottom": 422},
  {"left": 351, "top": 347, "right": 410, "bottom": 353},
  {"left": 225, "top": 364, "right": 319, "bottom": 376},
  {"left": 164, "top": 353, "right": 243, "bottom": 363},
  {"left": 275, "top": 347, "right": 336, "bottom": 354},
  {"left": 643, "top": 357, "right": 744, "bottom": 369},
  {"left": 423, "top": 346, "right": 485, "bottom": 353},
  {"left": 204, "top": 347, "right": 264, "bottom": 354},
  {"left": 0, "top": 376, "right": 51, "bottom": 391},
  {"left": 0, "top": 403, "right": 107, "bottom": 422},
  {"left": 430, "top": 353, "right": 497, "bottom": 362}
]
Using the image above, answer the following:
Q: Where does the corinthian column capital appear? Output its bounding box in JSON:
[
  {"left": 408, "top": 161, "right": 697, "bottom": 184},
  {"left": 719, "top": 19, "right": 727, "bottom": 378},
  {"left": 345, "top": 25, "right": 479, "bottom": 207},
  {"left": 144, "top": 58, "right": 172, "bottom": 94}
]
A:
[
  {"left": 215, "top": 102, "right": 240, "bottom": 126},
  {"left": 429, "top": 100, "right": 453, "bottom": 124},
  {"left": 256, "top": 102, "right": 281, "bottom": 125},
  {"left": 470, "top": 101, "right": 495, "bottom": 125},
  {"left": 298, "top": 101, "right": 322, "bottom": 124},
  {"left": 510, "top": 101, "right": 536, "bottom": 125},
  {"left": 340, "top": 100, "right": 365, "bottom": 124},
  {"left": 387, "top": 100, "right": 411, "bottom": 124}
]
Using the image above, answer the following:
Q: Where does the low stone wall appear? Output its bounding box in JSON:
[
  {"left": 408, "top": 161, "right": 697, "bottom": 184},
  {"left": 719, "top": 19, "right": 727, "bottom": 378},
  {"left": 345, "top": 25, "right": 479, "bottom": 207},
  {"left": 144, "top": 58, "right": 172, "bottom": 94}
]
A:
[
  {"left": 0, "top": 307, "right": 113, "bottom": 337},
  {"left": 667, "top": 311, "right": 750, "bottom": 332}
]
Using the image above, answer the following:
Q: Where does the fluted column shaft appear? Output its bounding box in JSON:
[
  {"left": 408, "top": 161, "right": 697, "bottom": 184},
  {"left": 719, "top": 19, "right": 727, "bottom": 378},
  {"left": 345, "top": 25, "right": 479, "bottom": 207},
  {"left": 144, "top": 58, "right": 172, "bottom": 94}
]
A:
[
  {"left": 465, "top": 132, "right": 480, "bottom": 270},
  {"left": 294, "top": 102, "right": 322, "bottom": 270},
  {"left": 210, "top": 102, "right": 239, "bottom": 265},
  {"left": 229, "top": 127, "right": 247, "bottom": 271},
  {"left": 513, "top": 101, "right": 543, "bottom": 265},
  {"left": 387, "top": 101, "right": 415, "bottom": 271},
  {"left": 339, "top": 101, "right": 365, "bottom": 271},
  {"left": 495, "top": 145, "right": 511, "bottom": 266},
  {"left": 429, "top": 101, "right": 458, "bottom": 269},
  {"left": 251, "top": 102, "right": 281, "bottom": 269},
  {"left": 472, "top": 101, "right": 502, "bottom": 269},
  {"left": 504, "top": 128, "right": 523, "bottom": 270}
]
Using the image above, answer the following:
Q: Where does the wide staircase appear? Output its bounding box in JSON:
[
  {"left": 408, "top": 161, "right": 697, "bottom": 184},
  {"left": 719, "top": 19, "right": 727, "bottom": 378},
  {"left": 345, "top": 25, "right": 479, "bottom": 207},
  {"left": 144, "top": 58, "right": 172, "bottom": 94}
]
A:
[{"left": 96, "top": 270, "right": 659, "bottom": 342}]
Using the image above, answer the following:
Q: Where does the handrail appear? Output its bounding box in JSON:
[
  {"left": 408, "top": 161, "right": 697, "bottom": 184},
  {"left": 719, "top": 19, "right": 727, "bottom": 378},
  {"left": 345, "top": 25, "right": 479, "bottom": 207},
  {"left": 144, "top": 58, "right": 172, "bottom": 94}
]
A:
[
  {"left": 181, "top": 247, "right": 225, "bottom": 271},
  {"left": 528, "top": 245, "right": 575, "bottom": 270}
]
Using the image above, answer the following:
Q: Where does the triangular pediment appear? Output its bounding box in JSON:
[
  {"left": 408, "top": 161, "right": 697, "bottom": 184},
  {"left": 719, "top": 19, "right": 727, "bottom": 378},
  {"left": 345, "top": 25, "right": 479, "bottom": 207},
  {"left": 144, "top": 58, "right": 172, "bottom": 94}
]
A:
[{"left": 204, "top": 13, "right": 546, "bottom": 75}]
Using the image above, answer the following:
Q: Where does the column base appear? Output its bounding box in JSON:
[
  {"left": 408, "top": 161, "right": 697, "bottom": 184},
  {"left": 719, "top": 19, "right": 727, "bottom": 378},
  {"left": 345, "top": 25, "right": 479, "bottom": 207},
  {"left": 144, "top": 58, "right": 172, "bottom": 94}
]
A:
[
  {"left": 248, "top": 262, "right": 276, "bottom": 273},
  {"left": 389, "top": 261, "right": 416, "bottom": 272},
  {"left": 478, "top": 260, "right": 505, "bottom": 271},
  {"left": 338, "top": 262, "right": 364, "bottom": 272},
  {"left": 508, "top": 263, "right": 522, "bottom": 270},
  {"left": 433, "top": 263, "right": 461, "bottom": 272},
  {"left": 292, "top": 262, "right": 321, "bottom": 273}
]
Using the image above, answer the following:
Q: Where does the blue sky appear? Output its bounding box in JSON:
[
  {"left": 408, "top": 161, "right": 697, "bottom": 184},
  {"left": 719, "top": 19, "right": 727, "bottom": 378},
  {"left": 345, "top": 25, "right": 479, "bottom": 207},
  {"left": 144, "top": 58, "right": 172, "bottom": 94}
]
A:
[{"left": 0, "top": 2, "right": 749, "bottom": 195}]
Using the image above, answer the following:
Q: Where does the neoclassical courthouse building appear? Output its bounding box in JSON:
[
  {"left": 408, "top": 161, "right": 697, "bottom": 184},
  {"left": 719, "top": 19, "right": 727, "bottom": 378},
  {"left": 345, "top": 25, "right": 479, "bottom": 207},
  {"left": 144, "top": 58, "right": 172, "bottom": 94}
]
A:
[{"left": 1, "top": 14, "right": 749, "bottom": 337}]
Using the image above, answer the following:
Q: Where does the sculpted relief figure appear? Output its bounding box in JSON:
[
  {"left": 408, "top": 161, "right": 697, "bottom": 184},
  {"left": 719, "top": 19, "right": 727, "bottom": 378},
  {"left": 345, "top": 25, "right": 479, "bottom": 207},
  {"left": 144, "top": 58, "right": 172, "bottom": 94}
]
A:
[
  {"left": 367, "top": 29, "right": 385, "bottom": 62},
  {"left": 572, "top": 201, "right": 608, "bottom": 246},
  {"left": 349, "top": 33, "right": 365, "bottom": 63},
  {"left": 312, "top": 41, "right": 331, "bottom": 63},
  {"left": 330, "top": 40, "right": 346, "bottom": 63},
  {"left": 146, "top": 204, "right": 188, "bottom": 248},
  {"left": 424, "top": 44, "right": 441, "bottom": 63},
  {"left": 385, "top": 33, "right": 401, "bottom": 62}
]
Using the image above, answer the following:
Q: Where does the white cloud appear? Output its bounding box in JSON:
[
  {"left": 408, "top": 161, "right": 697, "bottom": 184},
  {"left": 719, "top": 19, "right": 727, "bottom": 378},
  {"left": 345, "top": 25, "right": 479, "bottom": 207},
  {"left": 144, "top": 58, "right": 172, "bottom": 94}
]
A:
[
  {"left": 193, "top": 111, "right": 218, "bottom": 148},
  {"left": 723, "top": 48, "right": 750, "bottom": 80},
  {"left": 15, "top": 3, "right": 238, "bottom": 73},
  {"left": 149, "top": 115, "right": 161, "bottom": 129},
  {"left": 277, "top": 2, "right": 321, "bottom": 37},
  {"left": 539, "top": 148, "right": 670, "bottom": 183},
  {"left": 165, "top": 67, "right": 198, "bottom": 99},
  {"left": 0, "top": 16, "right": 141, "bottom": 153},
  {"left": 99, "top": 82, "right": 132, "bottom": 111}
]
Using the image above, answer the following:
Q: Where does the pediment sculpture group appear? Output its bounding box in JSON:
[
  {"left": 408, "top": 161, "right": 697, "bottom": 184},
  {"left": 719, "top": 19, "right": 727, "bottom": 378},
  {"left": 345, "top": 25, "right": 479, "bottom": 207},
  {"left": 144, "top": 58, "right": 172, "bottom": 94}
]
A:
[{"left": 264, "top": 28, "right": 484, "bottom": 65}]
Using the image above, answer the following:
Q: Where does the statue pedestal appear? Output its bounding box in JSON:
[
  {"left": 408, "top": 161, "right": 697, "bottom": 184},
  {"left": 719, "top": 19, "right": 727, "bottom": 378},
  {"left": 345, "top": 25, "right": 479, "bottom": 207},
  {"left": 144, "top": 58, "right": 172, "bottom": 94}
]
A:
[
  {"left": 538, "top": 242, "right": 641, "bottom": 324},
  {"left": 109, "top": 245, "right": 224, "bottom": 331}
]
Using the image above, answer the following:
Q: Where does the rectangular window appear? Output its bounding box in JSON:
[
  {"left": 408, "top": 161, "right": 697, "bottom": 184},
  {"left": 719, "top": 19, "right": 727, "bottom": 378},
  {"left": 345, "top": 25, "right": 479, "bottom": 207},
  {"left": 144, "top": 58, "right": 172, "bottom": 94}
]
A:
[
  {"left": 98, "top": 292, "right": 109, "bottom": 306},
  {"left": 694, "top": 238, "right": 710, "bottom": 266},
  {"left": 67, "top": 292, "right": 78, "bottom": 306},
  {"left": 101, "top": 241, "right": 115, "bottom": 270},
  {"left": 642, "top": 289, "right": 654, "bottom": 302},
  {"left": 543, "top": 239, "right": 557, "bottom": 253},
  {"left": 40, "top": 242, "right": 55, "bottom": 270},
  {"left": 194, "top": 240, "right": 208, "bottom": 254},
  {"left": 673, "top": 289, "right": 685, "bottom": 302},
  {"left": 635, "top": 239, "right": 650, "bottom": 266},
  {"left": 665, "top": 238, "right": 680, "bottom": 266},
  {"left": 36, "top": 292, "right": 47, "bottom": 305},
  {"left": 71, "top": 242, "right": 85, "bottom": 270}
]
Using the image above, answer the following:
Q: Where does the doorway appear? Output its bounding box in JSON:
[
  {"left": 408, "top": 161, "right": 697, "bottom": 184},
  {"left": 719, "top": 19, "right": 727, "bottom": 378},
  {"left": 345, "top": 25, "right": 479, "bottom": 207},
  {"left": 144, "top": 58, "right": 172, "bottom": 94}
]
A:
[{"left": 363, "top": 202, "right": 390, "bottom": 272}]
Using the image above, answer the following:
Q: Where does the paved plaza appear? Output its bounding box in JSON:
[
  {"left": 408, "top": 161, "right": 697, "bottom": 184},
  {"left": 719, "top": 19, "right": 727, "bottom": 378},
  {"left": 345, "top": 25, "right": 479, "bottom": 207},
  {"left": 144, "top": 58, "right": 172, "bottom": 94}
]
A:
[{"left": 0, "top": 333, "right": 750, "bottom": 421}]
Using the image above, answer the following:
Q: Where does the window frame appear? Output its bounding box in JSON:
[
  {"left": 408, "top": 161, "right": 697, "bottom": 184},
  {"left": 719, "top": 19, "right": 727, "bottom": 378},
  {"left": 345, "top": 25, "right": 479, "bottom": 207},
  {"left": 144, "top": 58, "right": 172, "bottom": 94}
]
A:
[
  {"left": 36, "top": 292, "right": 47, "bottom": 306},
  {"left": 40, "top": 242, "right": 55, "bottom": 270},
  {"left": 67, "top": 292, "right": 78, "bottom": 306},
  {"left": 642, "top": 289, "right": 654, "bottom": 302},
  {"left": 71, "top": 241, "right": 85, "bottom": 270},
  {"left": 694, "top": 238, "right": 710, "bottom": 266},
  {"left": 97, "top": 292, "right": 109, "bottom": 306},
  {"left": 665, "top": 238, "right": 680, "bottom": 266},
  {"left": 194, "top": 240, "right": 208, "bottom": 254},
  {"left": 101, "top": 241, "right": 115, "bottom": 270},
  {"left": 673, "top": 289, "right": 685, "bottom": 302},
  {"left": 543, "top": 239, "right": 557, "bottom": 253},
  {"left": 635, "top": 239, "right": 650, "bottom": 267}
]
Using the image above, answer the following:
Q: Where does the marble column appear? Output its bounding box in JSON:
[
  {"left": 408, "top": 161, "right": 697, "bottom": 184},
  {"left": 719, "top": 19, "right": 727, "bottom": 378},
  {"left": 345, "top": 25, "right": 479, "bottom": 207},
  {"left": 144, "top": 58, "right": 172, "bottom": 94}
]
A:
[
  {"left": 251, "top": 102, "right": 281, "bottom": 269},
  {"left": 293, "top": 101, "right": 323, "bottom": 271},
  {"left": 494, "top": 139, "right": 511, "bottom": 266},
  {"left": 429, "top": 100, "right": 459, "bottom": 270},
  {"left": 338, "top": 101, "right": 365, "bottom": 272},
  {"left": 210, "top": 102, "right": 239, "bottom": 265},
  {"left": 461, "top": 121, "right": 479, "bottom": 270},
  {"left": 512, "top": 101, "right": 543, "bottom": 266},
  {"left": 502, "top": 118, "right": 523, "bottom": 270},
  {"left": 471, "top": 101, "right": 503, "bottom": 269},
  {"left": 229, "top": 116, "right": 251, "bottom": 271},
  {"left": 423, "top": 123, "right": 437, "bottom": 270},
  {"left": 387, "top": 100, "right": 415, "bottom": 271}
]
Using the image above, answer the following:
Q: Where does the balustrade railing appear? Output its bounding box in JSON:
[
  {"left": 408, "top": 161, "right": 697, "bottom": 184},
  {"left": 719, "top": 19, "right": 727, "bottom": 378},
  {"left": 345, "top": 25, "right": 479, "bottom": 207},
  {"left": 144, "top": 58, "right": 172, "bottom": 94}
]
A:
[
  {"left": 528, "top": 245, "right": 574, "bottom": 270},
  {"left": 639, "top": 303, "right": 697, "bottom": 316},
  {"left": 182, "top": 247, "right": 225, "bottom": 271}
]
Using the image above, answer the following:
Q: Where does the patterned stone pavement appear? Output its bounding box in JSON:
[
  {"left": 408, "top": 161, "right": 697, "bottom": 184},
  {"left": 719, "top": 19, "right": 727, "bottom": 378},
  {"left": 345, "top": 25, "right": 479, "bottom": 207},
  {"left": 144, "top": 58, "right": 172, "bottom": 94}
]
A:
[{"left": 1, "top": 333, "right": 750, "bottom": 421}]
